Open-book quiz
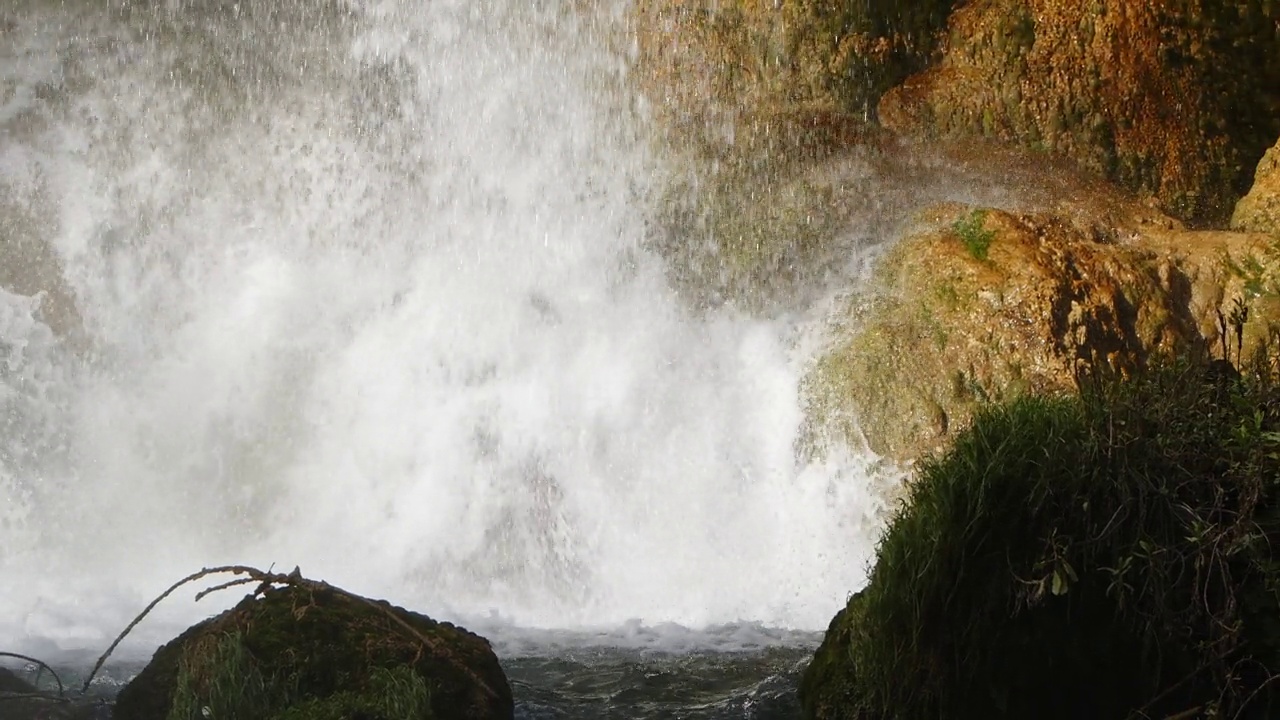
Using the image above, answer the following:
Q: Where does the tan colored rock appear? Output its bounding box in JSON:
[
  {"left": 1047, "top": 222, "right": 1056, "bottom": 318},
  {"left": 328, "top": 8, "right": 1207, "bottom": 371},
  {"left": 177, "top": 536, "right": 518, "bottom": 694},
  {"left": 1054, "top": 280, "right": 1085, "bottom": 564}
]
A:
[
  {"left": 877, "top": 0, "right": 1280, "bottom": 225},
  {"left": 1232, "top": 138, "right": 1280, "bottom": 236},
  {"left": 805, "top": 202, "right": 1280, "bottom": 462},
  {"left": 632, "top": 0, "right": 955, "bottom": 161}
]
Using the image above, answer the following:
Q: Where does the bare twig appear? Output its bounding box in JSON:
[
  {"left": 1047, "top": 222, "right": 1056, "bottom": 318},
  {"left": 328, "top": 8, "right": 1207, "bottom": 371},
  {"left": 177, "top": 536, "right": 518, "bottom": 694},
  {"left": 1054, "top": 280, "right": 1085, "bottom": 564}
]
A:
[
  {"left": 0, "top": 651, "right": 65, "bottom": 698},
  {"left": 194, "top": 576, "right": 259, "bottom": 601},
  {"left": 1232, "top": 672, "right": 1280, "bottom": 720},
  {"left": 80, "top": 564, "right": 270, "bottom": 693}
]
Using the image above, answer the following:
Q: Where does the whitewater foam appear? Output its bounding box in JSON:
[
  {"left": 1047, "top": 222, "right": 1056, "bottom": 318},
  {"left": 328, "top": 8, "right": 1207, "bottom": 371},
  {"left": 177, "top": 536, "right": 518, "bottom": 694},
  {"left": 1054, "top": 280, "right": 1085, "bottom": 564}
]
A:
[{"left": 0, "top": 0, "right": 892, "bottom": 656}]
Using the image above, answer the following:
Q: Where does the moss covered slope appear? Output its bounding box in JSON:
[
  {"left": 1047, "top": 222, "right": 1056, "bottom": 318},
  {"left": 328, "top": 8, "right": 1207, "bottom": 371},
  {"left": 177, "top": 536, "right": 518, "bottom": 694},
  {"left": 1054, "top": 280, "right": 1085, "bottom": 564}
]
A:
[
  {"left": 802, "top": 357, "right": 1280, "bottom": 719},
  {"left": 113, "top": 583, "right": 513, "bottom": 720}
]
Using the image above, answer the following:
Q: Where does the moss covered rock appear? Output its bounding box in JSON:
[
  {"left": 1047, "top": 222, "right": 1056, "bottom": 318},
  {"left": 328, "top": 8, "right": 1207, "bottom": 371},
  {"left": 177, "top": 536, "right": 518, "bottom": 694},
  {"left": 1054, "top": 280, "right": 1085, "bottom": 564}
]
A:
[
  {"left": 1233, "top": 136, "right": 1280, "bottom": 236},
  {"left": 800, "top": 360, "right": 1280, "bottom": 719},
  {"left": 878, "top": 0, "right": 1280, "bottom": 224},
  {"left": 804, "top": 199, "right": 1280, "bottom": 462},
  {"left": 112, "top": 583, "right": 512, "bottom": 720}
]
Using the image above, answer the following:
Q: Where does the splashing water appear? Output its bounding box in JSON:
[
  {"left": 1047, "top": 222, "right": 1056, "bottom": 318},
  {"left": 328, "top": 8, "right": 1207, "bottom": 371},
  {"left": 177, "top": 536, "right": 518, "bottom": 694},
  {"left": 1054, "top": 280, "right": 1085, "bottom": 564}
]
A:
[{"left": 0, "top": 0, "right": 891, "bottom": 658}]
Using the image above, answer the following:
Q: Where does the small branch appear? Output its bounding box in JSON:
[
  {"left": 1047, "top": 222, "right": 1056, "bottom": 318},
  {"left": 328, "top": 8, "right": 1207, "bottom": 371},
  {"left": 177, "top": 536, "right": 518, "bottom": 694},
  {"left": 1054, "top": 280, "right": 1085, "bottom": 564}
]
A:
[
  {"left": 195, "top": 576, "right": 261, "bottom": 601},
  {"left": 0, "top": 651, "right": 65, "bottom": 698},
  {"left": 1232, "top": 672, "right": 1280, "bottom": 720},
  {"left": 0, "top": 692, "right": 67, "bottom": 703},
  {"left": 1163, "top": 706, "right": 1201, "bottom": 720},
  {"left": 80, "top": 564, "right": 272, "bottom": 694}
]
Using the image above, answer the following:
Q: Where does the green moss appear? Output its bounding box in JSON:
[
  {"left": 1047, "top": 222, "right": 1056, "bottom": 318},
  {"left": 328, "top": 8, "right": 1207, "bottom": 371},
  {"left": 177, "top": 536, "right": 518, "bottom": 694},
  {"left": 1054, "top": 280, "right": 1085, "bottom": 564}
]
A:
[
  {"left": 167, "top": 632, "right": 275, "bottom": 720},
  {"left": 951, "top": 209, "right": 995, "bottom": 261},
  {"left": 114, "top": 585, "right": 511, "bottom": 720},
  {"left": 800, "top": 355, "right": 1280, "bottom": 719},
  {"left": 164, "top": 633, "right": 433, "bottom": 720}
]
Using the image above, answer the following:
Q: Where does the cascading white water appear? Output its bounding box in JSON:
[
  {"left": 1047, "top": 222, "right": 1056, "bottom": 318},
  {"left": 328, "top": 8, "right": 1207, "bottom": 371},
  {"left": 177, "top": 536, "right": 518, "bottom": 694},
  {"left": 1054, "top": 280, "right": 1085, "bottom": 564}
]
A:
[{"left": 0, "top": 0, "right": 890, "bottom": 657}]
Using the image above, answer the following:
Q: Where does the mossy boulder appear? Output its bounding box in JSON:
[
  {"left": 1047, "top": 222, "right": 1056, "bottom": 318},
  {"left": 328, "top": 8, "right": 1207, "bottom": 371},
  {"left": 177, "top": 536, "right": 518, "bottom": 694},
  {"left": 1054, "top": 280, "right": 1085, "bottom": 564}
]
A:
[
  {"left": 804, "top": 200, "right": 1280, "bottom": 463},
  {"left": 878, "top": 0, "right": 1280, "bottom": 225},
  {"left": 112, "top": 583, "right": 513, "bottom": 720},
  {"left": 1233, "top": 136, "right": 1280, "bottom": 236},
  {"left": 800, "top": 360, "right": 1280, "bottom": 719}
]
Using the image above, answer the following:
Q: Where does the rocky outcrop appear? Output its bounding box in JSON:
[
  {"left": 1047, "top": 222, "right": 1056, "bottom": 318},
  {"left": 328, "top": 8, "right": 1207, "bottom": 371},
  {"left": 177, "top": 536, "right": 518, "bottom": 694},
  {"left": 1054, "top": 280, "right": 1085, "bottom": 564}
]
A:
[
  {"left": 112, "top": 583, "right": 513, "bottom": 720},
  {"left": 877, "top": 0, "right": 1280, "bottom": 225},
  {"left": 632, "top": 0, "right": 956, "bottom": 161},
  {"left": 1233, "top": 137, "right": 1280, "bottom": 236},
  {"left": 804, "top": 199, "right": 1280, "bottom": 462}
]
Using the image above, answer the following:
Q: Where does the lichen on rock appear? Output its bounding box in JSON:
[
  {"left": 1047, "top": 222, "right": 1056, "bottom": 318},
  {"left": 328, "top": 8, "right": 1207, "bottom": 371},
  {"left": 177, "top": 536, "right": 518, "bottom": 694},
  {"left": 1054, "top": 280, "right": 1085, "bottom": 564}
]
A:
[{"left": 111, "top": 583, "right": 513, "bottom": 720}]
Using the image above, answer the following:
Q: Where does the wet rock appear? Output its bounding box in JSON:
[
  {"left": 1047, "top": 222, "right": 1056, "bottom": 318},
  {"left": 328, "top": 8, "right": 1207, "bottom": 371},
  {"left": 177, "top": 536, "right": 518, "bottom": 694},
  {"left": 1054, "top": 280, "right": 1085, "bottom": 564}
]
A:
[
  {"left": 632, "top": 0, "right": 957, "bottom": 161},
  {"left": 804, "top": 196, "right": 1280, "bottom": 462},
  {"left": 112, "top": 582, "right": 514, "bottom": 720},
  {"left": 878, "top": 0, "right": 1280, "bottom": 225},
  {"left": 1233, "top": 137, "right": 1280, "bottom": 236}
]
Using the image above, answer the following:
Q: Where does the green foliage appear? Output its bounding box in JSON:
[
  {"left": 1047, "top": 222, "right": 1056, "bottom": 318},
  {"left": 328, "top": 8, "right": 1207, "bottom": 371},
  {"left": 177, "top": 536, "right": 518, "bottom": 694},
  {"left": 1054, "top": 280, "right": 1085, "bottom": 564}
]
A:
[
  {"left": 166, "top": 632, "right": 433, "bottom": 720},
  {"left": 801, "top": 355, "right": 1280, "bottom": 720},
  {"left": 167, "top": 633, "right": 276, "bottom": 720},
  {"left": 1223, "top": 242, "right": 1280, "bottom": 299},
  {"left": 951, "top": 209, "right": 994, "bottom": 261}
]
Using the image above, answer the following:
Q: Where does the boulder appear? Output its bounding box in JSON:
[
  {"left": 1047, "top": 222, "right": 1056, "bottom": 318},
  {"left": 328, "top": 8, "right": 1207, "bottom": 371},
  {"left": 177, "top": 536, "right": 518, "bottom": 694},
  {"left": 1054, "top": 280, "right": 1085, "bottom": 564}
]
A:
[
  {"left": 112, "top": 583, "right": 513, "bottom": 720},
  {"left": 877, "top": 0, "right": 1280, "bottom": 224},
  {"left": 804, "top": 200, "right": 1280, "bottom": 462},
  {"left": 1233, "top": 137, "right": 1280, "bottom": 236}
]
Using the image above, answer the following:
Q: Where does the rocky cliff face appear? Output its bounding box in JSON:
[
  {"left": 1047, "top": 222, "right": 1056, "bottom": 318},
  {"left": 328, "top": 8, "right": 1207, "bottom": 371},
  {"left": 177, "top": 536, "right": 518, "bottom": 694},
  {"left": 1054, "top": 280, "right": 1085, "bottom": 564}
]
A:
[
  {"left": 804, "top": 196, "right": 1280, "bottom": 462},
  {"left": 632, "top": 0, "right": 1280, "bottom": 462},
  {"left": 632, "top": 0, "right": 956, "bottom": 159},
  {"left": 877, "top": 0, "right": 1280, "bottom": 225},
  {"left": 1234, "top": 137, "right": 1280, "bottom": 236}
]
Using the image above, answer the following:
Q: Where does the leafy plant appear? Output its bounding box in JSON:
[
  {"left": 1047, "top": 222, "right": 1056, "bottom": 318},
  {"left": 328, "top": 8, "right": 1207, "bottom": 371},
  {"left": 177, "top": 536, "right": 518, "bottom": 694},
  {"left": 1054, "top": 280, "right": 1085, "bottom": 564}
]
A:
[
  {"left": 801, "top": 353, "right": 1280, "bottom": 720},
  {"left": 952, "top": 209, "right": 995, "bottom": 261}
]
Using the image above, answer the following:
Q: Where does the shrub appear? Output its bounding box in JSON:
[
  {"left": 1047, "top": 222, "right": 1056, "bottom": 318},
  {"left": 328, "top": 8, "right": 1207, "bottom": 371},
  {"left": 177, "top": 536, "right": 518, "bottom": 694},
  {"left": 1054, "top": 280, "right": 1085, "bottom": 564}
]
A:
[
  {"left": 801, "top": 354, "right": 1280, "bottom": 719},
  {"left": 952, "top": 209, "right": 994, "bottom": 261}
]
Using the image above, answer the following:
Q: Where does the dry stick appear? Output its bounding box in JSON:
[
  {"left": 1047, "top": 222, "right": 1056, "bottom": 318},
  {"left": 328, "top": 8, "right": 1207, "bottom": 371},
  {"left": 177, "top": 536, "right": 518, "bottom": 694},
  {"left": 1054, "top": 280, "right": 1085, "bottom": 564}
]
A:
[
  {"left": 0, "top": 648, "right": 64, "bottom": 691},
  {"left": 80, "top": 564, "right": 267, "bottom": 694},
  {"left": 0, "top": 648, "right": 68, "bottom": 702},
  {"left": 268, "top": 573, "right": 505, "bottom": 703},
  {"left": 1231, "top": 672, "right": 1280, "bottom": 720}
]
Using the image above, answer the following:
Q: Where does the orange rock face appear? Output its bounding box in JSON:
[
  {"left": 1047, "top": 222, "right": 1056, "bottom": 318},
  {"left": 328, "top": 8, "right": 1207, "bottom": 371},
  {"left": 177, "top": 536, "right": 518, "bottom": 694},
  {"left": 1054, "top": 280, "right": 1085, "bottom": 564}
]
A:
[
  {"left": 878, "top": 0, "right": 1280, "bottom": 225},
  {"left": 1233, "top": 137, "right": 1280, "bottom": 236}
]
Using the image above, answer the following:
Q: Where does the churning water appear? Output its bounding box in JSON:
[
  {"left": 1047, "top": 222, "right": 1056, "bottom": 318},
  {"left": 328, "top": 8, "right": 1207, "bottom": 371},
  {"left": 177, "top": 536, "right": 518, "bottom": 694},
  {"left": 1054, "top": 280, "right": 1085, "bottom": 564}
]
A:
[{"left": 0, "top": 0, "right": 892, "bottom": 713}]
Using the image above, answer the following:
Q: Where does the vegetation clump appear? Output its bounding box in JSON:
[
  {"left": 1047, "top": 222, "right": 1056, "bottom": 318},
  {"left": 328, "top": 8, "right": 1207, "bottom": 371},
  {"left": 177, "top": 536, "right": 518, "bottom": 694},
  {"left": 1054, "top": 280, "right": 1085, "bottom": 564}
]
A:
[
  {"left": 801, "top": 354, "right": 1280, "bottom": 719},
  {"left": 951, "top": 209, "right": 993, "bottom": 260},
  {"left": 113, "top": 581, "right": 513, "bottom": 720}
]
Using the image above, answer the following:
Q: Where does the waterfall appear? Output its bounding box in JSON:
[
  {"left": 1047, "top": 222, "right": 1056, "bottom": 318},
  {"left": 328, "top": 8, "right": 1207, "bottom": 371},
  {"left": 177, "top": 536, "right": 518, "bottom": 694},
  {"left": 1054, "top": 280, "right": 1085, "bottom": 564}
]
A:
[{"left": 0, "top": 0, "right": 888, "bottom": 656}]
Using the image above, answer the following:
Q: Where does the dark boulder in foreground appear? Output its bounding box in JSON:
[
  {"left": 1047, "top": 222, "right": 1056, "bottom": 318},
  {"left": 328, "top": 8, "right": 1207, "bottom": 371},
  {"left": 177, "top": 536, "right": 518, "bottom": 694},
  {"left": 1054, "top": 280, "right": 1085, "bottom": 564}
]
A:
[
  {"left": 801, "top": 357, "right": 1280, "bottom": 719},
  {"left": 0, "top": 666, "right": 103, "bottom": 720},
  {"left": 112, "top": 582, "right": 513, "bottom": 720}
]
